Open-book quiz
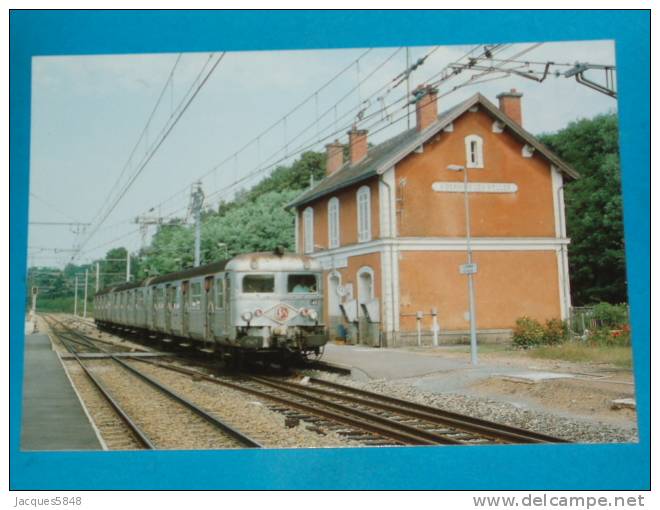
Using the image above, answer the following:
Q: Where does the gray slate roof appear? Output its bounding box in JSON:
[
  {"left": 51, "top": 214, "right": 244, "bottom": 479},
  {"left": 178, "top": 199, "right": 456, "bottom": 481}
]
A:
[{"left": 288, "top": 93, "right": 578, "bottom": 209}]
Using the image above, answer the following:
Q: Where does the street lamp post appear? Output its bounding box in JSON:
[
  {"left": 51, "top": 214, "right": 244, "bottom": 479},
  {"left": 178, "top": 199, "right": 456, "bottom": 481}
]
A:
[{"left": 447, "top": 164, "right": 479, "bottom": 366}]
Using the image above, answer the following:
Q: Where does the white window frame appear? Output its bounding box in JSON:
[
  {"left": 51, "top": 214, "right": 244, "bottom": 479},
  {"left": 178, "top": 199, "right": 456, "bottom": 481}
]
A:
[
  {"left": 357, "top": 186, "right": 371, "bottom": 243},
  {"left": 303, "top": 207, "right": 314, "bottom": 254},
  {"left": 327, "top": 197, "right": 340, "bottom": 249},
  {"left": 465, "top": 134, "right": 484, "bottom": 168}
]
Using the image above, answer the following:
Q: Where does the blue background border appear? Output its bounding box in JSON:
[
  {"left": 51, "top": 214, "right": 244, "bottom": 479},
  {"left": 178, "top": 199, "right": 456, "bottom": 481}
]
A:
[{"left": 10, "top": 10, "right": 650, "bottom": 490}]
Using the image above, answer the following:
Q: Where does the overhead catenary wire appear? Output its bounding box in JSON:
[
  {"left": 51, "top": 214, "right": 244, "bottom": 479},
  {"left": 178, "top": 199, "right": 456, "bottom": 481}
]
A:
[
  {"left": 133, "top": 48, "right": 378, "bottom": 217},
  {"left": 114, "top": 44, "right": 491, "bottom": 229},
  {"left": 151, "top": 44, "right": 527, "bottom": 225},
  {"left": 30, "top": 192, "right": 81, "bottom": 223},
  {"left": 77, "top": 43, "right": 549, "bottom": 263},
  {"left": 86, "top": 54, "right": 183, "bottom": 229},
  {"left": 73, "top": 52, "right": 226, "bottom": 261}
]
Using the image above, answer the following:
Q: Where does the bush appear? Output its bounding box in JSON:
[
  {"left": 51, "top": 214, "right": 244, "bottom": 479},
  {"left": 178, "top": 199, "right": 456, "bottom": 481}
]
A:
[
  {"left": 513, "top": 316, "right": 545, "bottom": 348},
  {"left": 543, "top": 318, "right": 568, "bottom": 345},
  {"left": 588, "top": 324, "right": 631, "bottom": 347},
  {"left": 591, "top": 302, "right": 628, "bottom": 328}
]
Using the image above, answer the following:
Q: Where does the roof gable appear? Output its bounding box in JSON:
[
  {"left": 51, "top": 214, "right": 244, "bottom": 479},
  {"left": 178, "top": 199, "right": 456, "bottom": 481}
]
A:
[{"left": 288, "top": 93, "right": 578, "bottom": 209}]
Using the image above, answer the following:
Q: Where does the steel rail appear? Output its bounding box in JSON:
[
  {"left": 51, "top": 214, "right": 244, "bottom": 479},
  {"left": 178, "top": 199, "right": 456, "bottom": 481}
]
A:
[
  {"left": 47, "top": 320, "right": 156, "bottom": 449},
  {"left": 110, "top": 357, "right": 263, "bottom": 448},
  {"left": 128, "top": 358, "right": 460, "bottom": 446},
  {"left": 248, "top": 376, "right": 468, "bottom": 445},
  {"left": 45, "top": 315, "right": 263, "bottom": 449},
  {"left": 305, "top": 377, "right": 569, "bottom": 444}
]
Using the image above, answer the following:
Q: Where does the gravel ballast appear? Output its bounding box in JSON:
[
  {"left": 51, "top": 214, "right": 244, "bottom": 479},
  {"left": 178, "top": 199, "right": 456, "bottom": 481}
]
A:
[{"left": 301, "top": 371, "right": 639, "bottom": 444}]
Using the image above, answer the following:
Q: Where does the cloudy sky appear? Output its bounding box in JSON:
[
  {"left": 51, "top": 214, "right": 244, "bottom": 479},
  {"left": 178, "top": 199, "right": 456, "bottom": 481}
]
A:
[{"left": 28, "top": 39, "right": 616, "bottom": 268}]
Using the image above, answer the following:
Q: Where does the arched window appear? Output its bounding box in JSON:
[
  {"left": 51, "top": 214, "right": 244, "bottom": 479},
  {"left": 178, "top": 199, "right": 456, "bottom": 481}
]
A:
[
  {"left": 356, "top": 186, "right": 371, "bottom": 242},
  {"left": 303, "top": 207, "right": 314, "bottom": 254},
  {"left": 465, "top": 134, "right": 484, "bottom": 168},
  {"left": 328, "top": 197, "right": 340, "bottom": 249}
]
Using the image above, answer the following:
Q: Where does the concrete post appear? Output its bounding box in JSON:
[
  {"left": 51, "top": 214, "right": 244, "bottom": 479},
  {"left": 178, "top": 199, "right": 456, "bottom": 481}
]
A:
[
  {"left": 416, "top": 310, "right": 423, "bottom": 346},
  {"left": 83, "top": 269, "right": 88, "bottom": 318},
  {"left": 126, "top": 252, "right": 131, "bottom": 282},
  {"left": 431, "top": 307, "right": 439, "bottom": 347},
  {"left": 95, "top": 262, "right": 100, "bottom": 292},
  {"left": 74, "top": 275, "right": 78, "bottom": 316}
]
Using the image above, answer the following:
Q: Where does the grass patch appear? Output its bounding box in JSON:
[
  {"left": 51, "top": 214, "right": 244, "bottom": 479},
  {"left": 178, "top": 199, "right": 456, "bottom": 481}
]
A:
[{"left": 526, "top": 342, "right": 633, "bottom": 369}]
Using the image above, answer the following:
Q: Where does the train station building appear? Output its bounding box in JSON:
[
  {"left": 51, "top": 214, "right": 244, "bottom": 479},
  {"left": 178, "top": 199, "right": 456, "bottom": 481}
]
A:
[{"left": 288, "top": 87, "right": 578, "bottom": 347}]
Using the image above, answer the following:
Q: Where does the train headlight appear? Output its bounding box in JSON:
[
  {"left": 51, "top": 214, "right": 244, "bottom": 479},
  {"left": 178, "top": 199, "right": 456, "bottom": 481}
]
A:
[
  {"left": 308, "top": 309, "right": 318, "bottom": 321},
  {"left": 254, "top": 308, "right": 263, "bottom": 317},
  {"left": 300, "top": 308, "right": 309, "bottom": 317},
  {"left": 241, "top": 311, "right": 253, "bottom": 322}
]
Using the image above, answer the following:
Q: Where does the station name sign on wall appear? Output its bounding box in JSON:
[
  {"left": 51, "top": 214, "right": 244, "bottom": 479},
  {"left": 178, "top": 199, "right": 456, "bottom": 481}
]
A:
[
  {"left": 320, "top": 256, "right": 348, "bottom": 270},
  {"left": 431, "top": 182, "right": 518, "bottom": 193}
]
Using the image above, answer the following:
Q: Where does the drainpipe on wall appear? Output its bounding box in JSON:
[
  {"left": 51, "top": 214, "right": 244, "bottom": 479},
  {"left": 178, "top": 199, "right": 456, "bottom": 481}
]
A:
[
  {"left": 556, "top": 184, "right": 571, "bottom": 320},
  {"left": 380, "top": 175, "right": 398, "bottom": 347}
]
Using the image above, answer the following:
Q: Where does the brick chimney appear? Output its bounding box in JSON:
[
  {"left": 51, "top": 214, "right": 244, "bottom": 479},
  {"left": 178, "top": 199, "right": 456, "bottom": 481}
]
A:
[
  {"left": 414, "top": 84, "right": 439, "bottom": 132},
  {"left": 347, "top": 126, "right": 368, "bottom": 165},
  {"left": 496, "top": 88, "right": 523, "bottom": 126},
  {"left": 325, "top": 140, "right": 344, "bottom": 175}
]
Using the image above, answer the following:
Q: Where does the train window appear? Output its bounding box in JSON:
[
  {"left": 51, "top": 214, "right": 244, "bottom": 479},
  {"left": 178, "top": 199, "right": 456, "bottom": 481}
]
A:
[
  {"left": 288, "top": 274, "right": 318, "bottom": 293},
  {"left": 242, "top": 274, "right": 275, "bottom": 293},
  {"left": 190, "top": 282, "right": 202, "bottom": 310},
  {"left": 215, "top": 279, "right": 224, "bottom": 309}
]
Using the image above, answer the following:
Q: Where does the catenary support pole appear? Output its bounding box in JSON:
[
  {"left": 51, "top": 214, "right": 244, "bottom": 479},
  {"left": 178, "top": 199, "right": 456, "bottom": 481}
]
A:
[
  {"left": 74, "top": 275, "right": 78, "bottom": 317},
  {"left": 83, "top": 269, "right": 88, "bottom": 318}
]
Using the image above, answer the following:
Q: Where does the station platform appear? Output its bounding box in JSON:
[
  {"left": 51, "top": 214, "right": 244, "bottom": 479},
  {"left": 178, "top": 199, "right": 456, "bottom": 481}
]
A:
[
  {"left": 321, "top": 343, "right": 579, "bottom": 391},
  {"left": 20, "top": 332, "right": 103, "bottom": 451},
  {"left": 322, "top": 342, "right": 473, "bottom": 380}
]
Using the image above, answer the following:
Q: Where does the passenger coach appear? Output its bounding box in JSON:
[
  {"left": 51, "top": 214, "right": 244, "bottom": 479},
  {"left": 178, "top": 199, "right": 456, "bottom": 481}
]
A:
[{"left": 94, "top": 251, "right": 328, "bottom": 366}]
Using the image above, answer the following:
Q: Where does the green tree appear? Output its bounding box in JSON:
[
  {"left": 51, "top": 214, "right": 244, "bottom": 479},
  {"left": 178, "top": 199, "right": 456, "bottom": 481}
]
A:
[
  {"left": 140, "top": 223, "right": 194, "bottom": 276},
  {"left": 539, "top": 113, "right": 626, "bottom": 305},
  {"left": 201, "top": 189, "right": 299, "bottom": 261}
]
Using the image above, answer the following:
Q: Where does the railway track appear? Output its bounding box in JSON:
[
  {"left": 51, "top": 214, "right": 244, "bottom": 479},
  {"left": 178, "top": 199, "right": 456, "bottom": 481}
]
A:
[
  {"left": 126, "top": 357, "right": 569, "bottom": 446},
  {"left": 44, "top": 315, "right": 262, "bottom": 450},
  {"left": 45, "top": 315, "right": 569, "bottom": 448}
]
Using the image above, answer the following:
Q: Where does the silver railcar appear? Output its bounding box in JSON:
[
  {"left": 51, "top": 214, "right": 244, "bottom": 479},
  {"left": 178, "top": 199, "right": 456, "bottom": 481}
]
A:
[{"left": 94, "top": 251, "right": 327, "bottom": 365}]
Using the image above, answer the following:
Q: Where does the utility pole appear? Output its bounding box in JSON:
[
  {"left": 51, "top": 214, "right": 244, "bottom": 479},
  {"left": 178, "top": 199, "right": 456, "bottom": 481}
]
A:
[
  {"left": 126, "top": 251, "right": 131, "bottom": 282},
  {"left": 95, "top": 262, "right": 100, "bottom": 292},
  {"left": 446, "top": 164, "right": 478, "bottom": 366},
  {"left": 74, "top": 275, "right": 78, "bottom": 316},
  {"left": 83, "top": 269, "right": 89, "bottom": 318},
  {"left": 189, "top": 181, "right": 205, "bottom": 267}
]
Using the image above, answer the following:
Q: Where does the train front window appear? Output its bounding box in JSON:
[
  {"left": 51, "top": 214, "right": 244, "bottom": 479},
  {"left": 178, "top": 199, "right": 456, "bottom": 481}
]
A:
[
  {"left": 288, "top": 274, "right": 317, "bottom": 293},
  {"left": 242, "top": 275, "right": 274, "bottom": 293}
]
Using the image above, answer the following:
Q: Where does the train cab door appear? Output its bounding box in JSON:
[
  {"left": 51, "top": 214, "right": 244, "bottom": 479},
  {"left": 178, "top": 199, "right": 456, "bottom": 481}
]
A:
[
  {"left": 224, "top": 274, "right": 233, "bottom": 340},
  {"left": 150, "top": 286, "right": 157, "bottom": 329},
  {"left": 182, "top": 280, "right": 190, "bottom": 337},
  {"left": 211, "top": 275, "right": 225, "bottom": 340},
  {"left": 204, "top": 276, "right": 214, "bottom": 342},
  {"left": 165, "top": 285, "right": 173, "bottom": 331}
]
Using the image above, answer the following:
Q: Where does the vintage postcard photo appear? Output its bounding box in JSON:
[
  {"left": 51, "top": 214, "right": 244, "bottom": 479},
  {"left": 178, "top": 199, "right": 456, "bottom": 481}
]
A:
[{"left": 22, "top": 39, "right": 635, "bottom": 454}]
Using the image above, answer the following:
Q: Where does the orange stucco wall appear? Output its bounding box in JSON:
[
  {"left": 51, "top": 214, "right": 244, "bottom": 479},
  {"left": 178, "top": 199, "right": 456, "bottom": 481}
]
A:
[
  {"left": 398, "top": 250, "right": 561, "bottom": 331},
  {"left": 298, "top": 177, "right": 380, "bottom": 252},
  {"left": 395, "top": 109, "right": 557, "bottom": 238}
]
